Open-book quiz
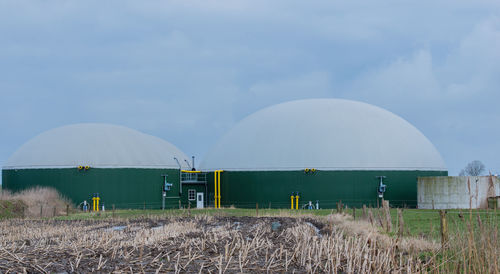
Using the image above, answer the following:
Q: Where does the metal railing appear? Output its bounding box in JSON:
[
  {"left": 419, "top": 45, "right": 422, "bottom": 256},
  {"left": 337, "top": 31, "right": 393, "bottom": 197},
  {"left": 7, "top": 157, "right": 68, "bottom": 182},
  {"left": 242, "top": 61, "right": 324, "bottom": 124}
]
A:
[{"left": 181, "top": 172, "right": 207, "bottom": 182}]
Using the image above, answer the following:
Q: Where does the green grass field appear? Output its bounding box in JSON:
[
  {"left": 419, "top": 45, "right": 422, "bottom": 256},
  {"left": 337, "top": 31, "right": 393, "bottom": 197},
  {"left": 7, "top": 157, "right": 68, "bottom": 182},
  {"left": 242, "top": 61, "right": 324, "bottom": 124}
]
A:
[{"left": 53, "top": 207, "right": 500, "bottom": 240}]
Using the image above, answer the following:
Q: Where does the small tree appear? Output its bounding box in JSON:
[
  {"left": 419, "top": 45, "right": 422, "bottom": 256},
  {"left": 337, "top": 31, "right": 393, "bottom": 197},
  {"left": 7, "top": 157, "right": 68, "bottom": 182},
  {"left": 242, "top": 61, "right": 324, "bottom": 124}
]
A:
[{"left": 459, "top": 160, "right": 485, "bottom": 176}]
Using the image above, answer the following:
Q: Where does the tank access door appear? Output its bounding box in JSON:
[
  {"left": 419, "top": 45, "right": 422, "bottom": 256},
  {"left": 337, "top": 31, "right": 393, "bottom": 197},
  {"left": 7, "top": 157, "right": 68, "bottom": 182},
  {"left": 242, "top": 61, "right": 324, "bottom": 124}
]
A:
[{"left": 197, "top": 192, "right": 204, "bottom": 209}]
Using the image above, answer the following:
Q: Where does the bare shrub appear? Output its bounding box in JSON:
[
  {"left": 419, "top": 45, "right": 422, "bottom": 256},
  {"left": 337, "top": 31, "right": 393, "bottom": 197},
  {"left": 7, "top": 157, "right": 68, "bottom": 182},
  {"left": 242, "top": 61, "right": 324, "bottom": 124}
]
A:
[{"left": 0, "top": 186, "right": 72, "bottom": 217}]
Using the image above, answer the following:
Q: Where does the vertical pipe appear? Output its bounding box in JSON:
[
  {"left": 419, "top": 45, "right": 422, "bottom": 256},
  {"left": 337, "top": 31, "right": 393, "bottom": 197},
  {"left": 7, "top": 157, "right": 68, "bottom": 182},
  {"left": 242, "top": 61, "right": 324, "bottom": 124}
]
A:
[
  {"left": 290, "top": 194, "right": 294, "bottom": 210},
  {"left": 96, "top": 197, "right": 100, "bottom": 212},
  {"left": 218, "top": 171, "right": 221, "bottom": 209},
  {"left": 214, "top": 171, "right": 218, "bottom": 208},
  {"left": 295, "top": 195, "right": 299, "bottom": 210}
]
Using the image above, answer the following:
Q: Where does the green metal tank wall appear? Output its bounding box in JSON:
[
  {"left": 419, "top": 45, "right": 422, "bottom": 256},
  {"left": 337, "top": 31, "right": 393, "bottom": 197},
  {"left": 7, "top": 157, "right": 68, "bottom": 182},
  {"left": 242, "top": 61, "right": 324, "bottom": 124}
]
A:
[
  {"left": 2, "top": 168, "right": 184, "bottom": 209},
  {"left": 206, "top": 170, "right": 448, "bottom": 208}
]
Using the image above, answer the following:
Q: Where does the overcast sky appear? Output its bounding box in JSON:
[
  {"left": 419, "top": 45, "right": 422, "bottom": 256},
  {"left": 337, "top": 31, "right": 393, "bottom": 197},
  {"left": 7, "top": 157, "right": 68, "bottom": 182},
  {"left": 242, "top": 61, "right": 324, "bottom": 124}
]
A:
[{"left": 1, "top": 1, "right": 500, "bottom": 182}]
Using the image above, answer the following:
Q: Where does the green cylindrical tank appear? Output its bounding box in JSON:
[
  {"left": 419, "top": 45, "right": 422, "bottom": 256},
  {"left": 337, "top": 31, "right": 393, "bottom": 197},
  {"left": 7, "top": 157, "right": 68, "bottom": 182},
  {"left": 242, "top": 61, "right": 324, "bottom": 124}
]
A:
[
  {"left": 201, "top": 99, "right": 448, "bottom": 208},
  {"left": 2, "top": 123, "right": 191, "bottom": 208}
]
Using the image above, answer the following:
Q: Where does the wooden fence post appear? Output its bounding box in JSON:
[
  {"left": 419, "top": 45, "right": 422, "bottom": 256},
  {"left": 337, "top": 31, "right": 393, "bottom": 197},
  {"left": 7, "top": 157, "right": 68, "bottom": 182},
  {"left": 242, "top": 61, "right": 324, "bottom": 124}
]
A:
[
  {"left": 368, "top": 209, "right": 374, "bottom": 226},
  {"left": 53, "top": 206, "right": 56, "bottom": 217},
  {"left": 362, "top": 205, "right": 367, "bottom": 219},
  {"left": 398, "top": 208, "right": 404, "bottom": 237},
  {"left": 382, "top": 200, "right": 392, "bottom": 233},
  {"left": 440, "top": 210, "right": 448, "bottom": 249},
  {"left": 256, "top": 203, "right": 259, "bottom": 217},
  {"left": 40, "top": 205, "right": 43, "bottom": 218},
  {"left": 353, "top": 207, "right": 356, "bottom": 220},
  {"left": 66, "top": 204, "right": 69, "bottom": 216}
]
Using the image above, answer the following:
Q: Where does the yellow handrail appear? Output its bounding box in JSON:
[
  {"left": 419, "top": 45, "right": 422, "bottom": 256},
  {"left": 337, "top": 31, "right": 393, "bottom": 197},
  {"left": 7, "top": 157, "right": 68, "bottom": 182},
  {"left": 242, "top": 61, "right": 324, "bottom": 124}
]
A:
[{"left": 181, "top": 170, "right": 202, "bottom": 173}]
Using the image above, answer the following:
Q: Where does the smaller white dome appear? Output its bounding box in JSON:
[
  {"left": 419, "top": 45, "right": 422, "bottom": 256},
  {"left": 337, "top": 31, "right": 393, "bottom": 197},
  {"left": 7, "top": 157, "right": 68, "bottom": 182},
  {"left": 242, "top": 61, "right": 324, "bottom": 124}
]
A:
[{"left": 3, "top": 123, "right": 190, "bottom": 169}]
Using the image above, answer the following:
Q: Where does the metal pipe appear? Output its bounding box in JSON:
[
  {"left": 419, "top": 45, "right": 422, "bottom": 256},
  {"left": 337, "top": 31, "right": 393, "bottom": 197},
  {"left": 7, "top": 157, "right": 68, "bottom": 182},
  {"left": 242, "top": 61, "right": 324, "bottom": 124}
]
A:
[
  {"left": 174, "top": 157, "right": 183, "bottom": 194},
  {"left": 295, "top": 194, "right": 299, "bottom": 210},
  {"left": 218, "top": 170, "right": 222, "bottom": 209},
  {"left": 214, "top": 171, "right": 218, "bottom": 208},
  {"left": 291, "top": 193, "right": 294, "bottom": 209},
  {"left": 184, "top": 159, "right": 192, "bottom": 170}
]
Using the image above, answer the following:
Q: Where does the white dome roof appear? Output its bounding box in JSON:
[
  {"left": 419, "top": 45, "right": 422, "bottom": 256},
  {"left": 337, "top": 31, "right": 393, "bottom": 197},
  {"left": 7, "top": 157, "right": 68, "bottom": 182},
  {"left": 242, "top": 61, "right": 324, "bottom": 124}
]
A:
[
  {"left": 200, "top": 99, "right": 446, "bottom": 171},
  {"left": 3, "top": 123, "right": 190, "bottom": 169}
]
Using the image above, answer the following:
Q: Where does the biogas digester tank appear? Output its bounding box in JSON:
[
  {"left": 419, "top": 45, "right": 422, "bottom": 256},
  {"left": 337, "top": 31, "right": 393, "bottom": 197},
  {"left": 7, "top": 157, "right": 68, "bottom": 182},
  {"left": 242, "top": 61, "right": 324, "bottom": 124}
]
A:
[
  {"left": 200, "top": 99, "right": 447, "bottom": 208},
  {"left": 2, "top": 123, "right": 190, "bottom": 209}
]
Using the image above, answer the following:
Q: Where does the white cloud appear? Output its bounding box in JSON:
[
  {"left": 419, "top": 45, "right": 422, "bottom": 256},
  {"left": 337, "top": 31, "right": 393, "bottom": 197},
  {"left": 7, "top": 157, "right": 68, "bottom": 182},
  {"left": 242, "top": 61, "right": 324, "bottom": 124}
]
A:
[{"left": 1, "top": 0, "right": 500, "bottom": 177}]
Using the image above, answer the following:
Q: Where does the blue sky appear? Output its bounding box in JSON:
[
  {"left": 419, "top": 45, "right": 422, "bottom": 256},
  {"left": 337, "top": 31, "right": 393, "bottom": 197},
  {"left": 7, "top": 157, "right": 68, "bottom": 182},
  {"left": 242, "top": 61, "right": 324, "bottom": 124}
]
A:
[{"left": 1, "top": 0, "right": 500, "bottom": 182}]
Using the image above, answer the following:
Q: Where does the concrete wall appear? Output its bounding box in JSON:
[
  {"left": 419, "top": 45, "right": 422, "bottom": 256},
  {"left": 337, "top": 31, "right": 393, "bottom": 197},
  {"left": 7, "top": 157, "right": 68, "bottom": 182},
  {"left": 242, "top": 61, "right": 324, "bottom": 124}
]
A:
[{"left": 418, "top": 176, "right": 500, "bottom": 209}]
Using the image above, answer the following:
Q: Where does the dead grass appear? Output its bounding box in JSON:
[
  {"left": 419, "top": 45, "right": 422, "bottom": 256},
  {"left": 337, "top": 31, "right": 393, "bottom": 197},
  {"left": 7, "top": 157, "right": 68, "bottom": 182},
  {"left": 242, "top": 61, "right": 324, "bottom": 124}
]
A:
[
  {"left": 0, "top": 187, "right": 72, "bottom": 217},
  {"left": 0, "top": 214, "right": 440, "bottom": 273}
]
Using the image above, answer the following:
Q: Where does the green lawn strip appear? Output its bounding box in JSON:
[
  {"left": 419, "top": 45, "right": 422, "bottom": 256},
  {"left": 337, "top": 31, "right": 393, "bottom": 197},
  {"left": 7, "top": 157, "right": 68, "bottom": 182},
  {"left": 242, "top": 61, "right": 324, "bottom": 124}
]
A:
[{"left": 53, "top": 207, "right": 500, "bottom": 240}]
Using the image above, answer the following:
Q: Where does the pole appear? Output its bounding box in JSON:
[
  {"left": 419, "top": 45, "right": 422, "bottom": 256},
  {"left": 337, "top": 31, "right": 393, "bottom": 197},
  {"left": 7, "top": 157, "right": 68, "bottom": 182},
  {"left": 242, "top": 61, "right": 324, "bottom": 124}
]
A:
[
  {"left": 295, "top": 194, "right": 299, "bottom": 210},
  {"left": 440, "top": 210, "right": 448, "bottom": 249},
  {"left": 66, "top": 204, "right": 69, "bottom": 216},
  {"left": 398, "top": 208, "right": 404, "bottom": 237},
  {"left": 112, "top": 204, "right": 115, "bottom": 218},
  {"left": 214, "top": 171, "right": 217, "bottom": 208},
  {"left": 162, "top": 192, "right": 165, "bottom": 210},
  {"left": 218, "top": 171, "right": 221, "bottom": 209},
  {"left": 256, "top": 203, "right": 259, "bottom": 217},
  {"left": 382, "top": 200, "right": 392, "bottom": 233}
]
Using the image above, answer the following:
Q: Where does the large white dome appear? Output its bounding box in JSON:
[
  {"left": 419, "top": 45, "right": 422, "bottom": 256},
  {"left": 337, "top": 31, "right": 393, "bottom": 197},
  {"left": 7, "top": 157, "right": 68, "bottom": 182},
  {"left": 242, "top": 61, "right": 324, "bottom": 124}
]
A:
[
  {"left": 3, "top": 123, "right": 190, "bottom": 169},
  {"left": 200, "top": 99, "right": 446, "bottom": 171}
]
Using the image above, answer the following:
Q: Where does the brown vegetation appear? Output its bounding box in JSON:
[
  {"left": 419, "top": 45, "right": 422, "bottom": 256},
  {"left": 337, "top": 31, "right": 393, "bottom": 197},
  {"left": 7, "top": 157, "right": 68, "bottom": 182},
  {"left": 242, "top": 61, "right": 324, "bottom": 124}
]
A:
[
  {"left": 0, "top": 215, "right": 440, "bottom": 273},
  {"left": 0, "top": 187, "right": 72, "bottom": 217}
]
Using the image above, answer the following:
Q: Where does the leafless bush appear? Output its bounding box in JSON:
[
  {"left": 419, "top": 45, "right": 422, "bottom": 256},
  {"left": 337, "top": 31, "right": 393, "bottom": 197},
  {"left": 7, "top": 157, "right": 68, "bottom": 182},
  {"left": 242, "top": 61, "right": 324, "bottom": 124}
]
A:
[{"left": 0, "top": 186, "right": 72, "bottom": 217}]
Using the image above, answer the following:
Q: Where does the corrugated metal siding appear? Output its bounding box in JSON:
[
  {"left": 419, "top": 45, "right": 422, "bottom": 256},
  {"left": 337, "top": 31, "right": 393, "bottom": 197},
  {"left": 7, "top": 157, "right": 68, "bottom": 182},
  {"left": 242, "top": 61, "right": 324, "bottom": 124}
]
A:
[
  {"left": 207, "top": 170, "right": 447, "bottom": 208},
  {"left": 2, "top": 168, "right": 183, "bottom": 209}
]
